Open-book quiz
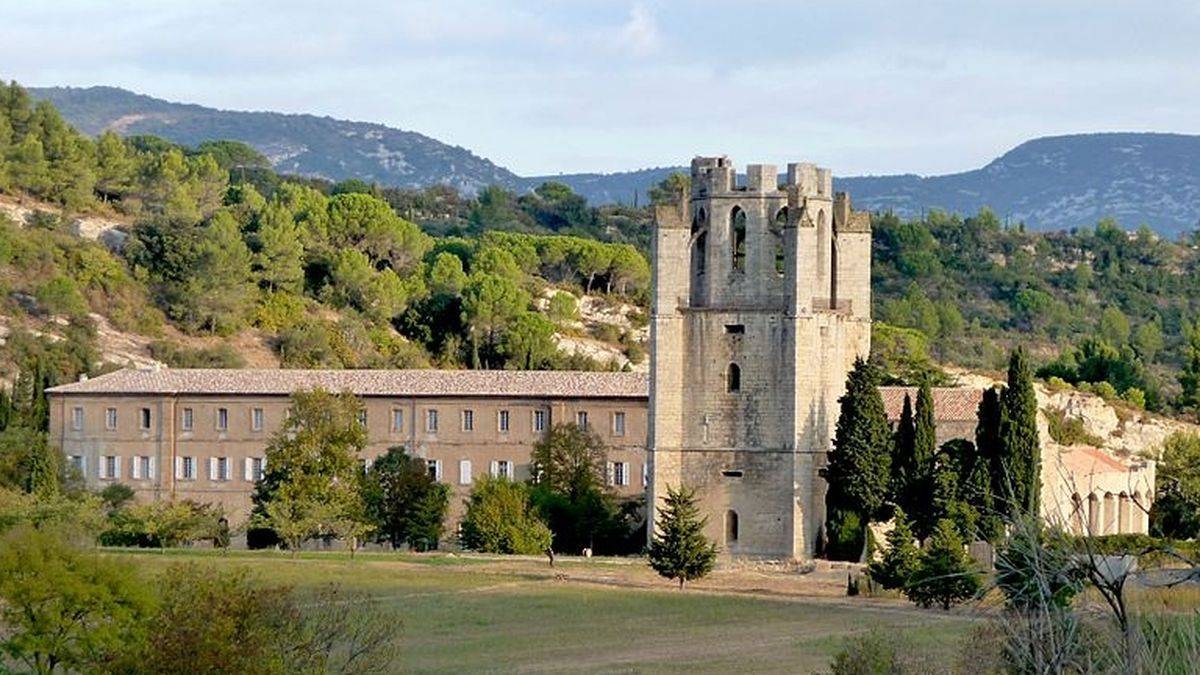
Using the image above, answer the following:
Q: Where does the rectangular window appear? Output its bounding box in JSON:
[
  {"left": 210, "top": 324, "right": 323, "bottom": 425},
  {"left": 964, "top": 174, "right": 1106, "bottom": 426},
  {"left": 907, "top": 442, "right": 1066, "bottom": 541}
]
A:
[
  {"left": 426, "top": 409, "right": 439, "bottom": 432},
  {"left": 252, "top": 408, "right": 264, "bottom": 431},
  {"left": 391, "top": 409, "right": 404, "bottom": 432},
  {"left": 534, "top": 410, "right": 547, "bottom": 432},
  {"left": 459, "top": 459, "right": 472, "bottom": 485},
  {"left": 137, "top": 455, "right": 152, "bottom": 480},
  {"left": 182, "top": 407, "right": 193, "bottom": 431},
  {"left": 426, "top": 459, "right": 441, "bottom": 481},
  {"left": 724, "top": 324, "right": 745, "bottom": 334},
  {"left": 498, "top": 410, "right": 510, "bottom": 432},
  {"left": 613, "top": 411, "right": 626, "bottom": 437},
  {"left": 71, "top": 407, "right": 84, "bottom": 431},
  {"left": 69, "top": 455, "right": 85, "bottom": 475},
  {"left": 357, "top": 410, "right": 368, "bottom": 428},
  {"left": 492, "top": 460, "right": 512, "bottom": 479},
  {"left": 181, "top": 456, "right": 196, "bottom": 480},
  {"left": 247, "top": 457, "right": 264, "bottom": 482},
  {"left": 105, "top": 407, "right": 117, "bottom": 430},
  {"left": 613, "top": 461, "right": 629, "bottom": 486},
  {"left": 102, "top": 455, "right": 118, "bottom": 480},
  {"left": 216, "top": 408, "right": 228, "bottom": 431},
  {"left": 213, "top": 456, "right": 229, "bottom": 481},
  {"left": 462, "top": 409, "right": 474, "bottom": 431},
  {"left": 139, "top": 407, "right": 151, "bottom": 430},
  {"left": 576, "top": 411, "right": 588, "bottom": 429}
]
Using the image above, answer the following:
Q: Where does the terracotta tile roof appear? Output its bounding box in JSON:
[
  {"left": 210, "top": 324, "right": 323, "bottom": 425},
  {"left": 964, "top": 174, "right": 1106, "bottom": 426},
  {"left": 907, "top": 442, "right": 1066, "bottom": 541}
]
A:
[
  {"left": 1058, "top": 445, "right": 1132, "bottom": 476},
  {"left": 47, "top": 368, "right": 649, "bottom": 399},
  {"left": 878, "top": 386, "right": 983, "bottom": 422}
]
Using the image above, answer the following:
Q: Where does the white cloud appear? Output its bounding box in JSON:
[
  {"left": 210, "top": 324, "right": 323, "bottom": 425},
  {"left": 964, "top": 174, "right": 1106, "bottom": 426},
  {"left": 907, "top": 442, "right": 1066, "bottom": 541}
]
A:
[{"left": 613, "top": 4, "right": 662, "bottom": 56}]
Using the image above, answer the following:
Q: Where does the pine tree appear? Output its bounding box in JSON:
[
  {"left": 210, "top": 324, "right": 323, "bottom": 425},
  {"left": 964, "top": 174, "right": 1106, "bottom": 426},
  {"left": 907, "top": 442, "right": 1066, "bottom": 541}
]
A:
[
  {"left": 1000, "top": 348, "right": 1042, "bottom": 516},
  {"left": 868, "top": 508, "right": 919, "bottom": 591},
  {"left": 905, "top": 519, "right": 981, "bottom": 610},
  {"left": 255, "top": 204, "right": 306, "bottom": 293},
  {"left": 1178, "top": 320, "right": 1200, "bottom": 414},
  {"left": 649, "top": 485, "right": 717, "bottom": 589}
]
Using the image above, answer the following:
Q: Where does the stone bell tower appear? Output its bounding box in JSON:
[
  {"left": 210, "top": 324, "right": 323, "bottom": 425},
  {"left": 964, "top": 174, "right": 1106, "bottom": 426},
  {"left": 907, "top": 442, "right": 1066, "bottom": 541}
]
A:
[{"left": 648, "top": 156, "right": 872, "bottom": 559}]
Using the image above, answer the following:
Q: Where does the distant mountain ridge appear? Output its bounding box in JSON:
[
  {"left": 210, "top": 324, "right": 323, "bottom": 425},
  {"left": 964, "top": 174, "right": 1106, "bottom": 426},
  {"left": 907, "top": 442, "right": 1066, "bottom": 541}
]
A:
[
  {"left": 32, "top": 86, "right": 1200, "bottom": 234},
  {"left": 33, "top": 86, "right": 519, "bottom": 194}
]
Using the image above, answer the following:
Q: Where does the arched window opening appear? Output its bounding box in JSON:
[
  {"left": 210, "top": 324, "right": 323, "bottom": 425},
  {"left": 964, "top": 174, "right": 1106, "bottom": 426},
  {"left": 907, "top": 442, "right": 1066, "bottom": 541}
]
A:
[
  {"left": 1087, "top": 493, "right": 1100, "bottom": 535},
  {"left": 1103, "top": 492, "right": 1116, "bottom": 535},
  {"left": 692, "top": 207, "right": 707, "bottom": 234},
  {"left": 1071, "top": 494, "right": 1085, "bottom": 535},
  {"left": 816, "top": 209, "right": 830, "bottom": 302},
  {"left": 726, "top": 363, "right": 741, "bottom": 393},
  {"left": 692, "top": 232, "right": 707, "bottom": 277},
  {"left": 773, "top": 208, "right": 787, "bottom": 276},
  {"left": 725, "top": 510, "right": 739, "bottom": 543},
  {"left": 731, "top": 207, "right": 746, "bottom": 272},
  {"left": 830, "top": 233, "right": 839, "bottom": 305},
  {"left": 1118, "top": 492, "right": 1131, "bottom": 534}
]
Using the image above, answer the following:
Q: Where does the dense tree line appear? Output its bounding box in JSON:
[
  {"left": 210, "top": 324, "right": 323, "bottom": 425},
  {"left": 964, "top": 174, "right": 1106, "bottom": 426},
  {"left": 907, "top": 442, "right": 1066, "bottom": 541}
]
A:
[{"left": 823, "top": 348, "right": 1041, "bottom": 561}]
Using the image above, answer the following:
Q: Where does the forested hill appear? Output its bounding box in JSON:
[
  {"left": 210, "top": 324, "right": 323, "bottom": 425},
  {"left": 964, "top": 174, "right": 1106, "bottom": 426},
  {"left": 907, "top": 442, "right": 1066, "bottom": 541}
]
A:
[
  {"left": 31, "top": 86, "right": 519, "bottom": 195},
  {"left": 30, "top": 86, "right": 1200, "bottom": 236}
]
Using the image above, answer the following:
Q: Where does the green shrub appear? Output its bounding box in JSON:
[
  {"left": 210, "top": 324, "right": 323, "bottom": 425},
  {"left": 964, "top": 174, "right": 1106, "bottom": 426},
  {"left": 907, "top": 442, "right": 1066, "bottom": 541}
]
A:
[
  {"left": 459, "top": 476, "right": 551, "bottom": 555},
  {"left": 547, "top": 292, "right": 579, "bottom": 323},
  {"left": 829, "top": 629, "right": 938, "bottom": 675},
  {"left": 34, "top": 274, "right": 89, "bottom": 318},
  {"left": 147, "top": 340, "right": 246, "bottom": 368},
  {"left": 1044, "top": 407, "right": 1103, "bottom": 446}
]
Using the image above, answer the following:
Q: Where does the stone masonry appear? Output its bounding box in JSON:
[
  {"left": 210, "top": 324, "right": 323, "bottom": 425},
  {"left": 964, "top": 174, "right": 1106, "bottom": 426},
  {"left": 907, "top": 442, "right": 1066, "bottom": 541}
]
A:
[{"left": 648, "top": 156, "right": 872, "bottom": 559}]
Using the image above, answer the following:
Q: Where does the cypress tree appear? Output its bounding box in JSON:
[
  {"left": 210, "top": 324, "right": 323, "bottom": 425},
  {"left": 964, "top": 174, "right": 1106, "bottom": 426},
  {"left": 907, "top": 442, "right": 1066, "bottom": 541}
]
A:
[
  {"left": 868, "top": 507, "right": 919, "bottom": 591},
  {"left": 975, "top": 385, "right": 1006, "bottom": 533},
  {"left": 1000, "top": 348, "right": 1042, "bottom": 516},
  {"left": 890, "top": 394, "right": 915, "bottom": 510},
  {"left": 649, "top": 485, "right": 717, "bottom": 589},
  {"left": 824, "top": 358, "right": 892, "bottom": 523}
]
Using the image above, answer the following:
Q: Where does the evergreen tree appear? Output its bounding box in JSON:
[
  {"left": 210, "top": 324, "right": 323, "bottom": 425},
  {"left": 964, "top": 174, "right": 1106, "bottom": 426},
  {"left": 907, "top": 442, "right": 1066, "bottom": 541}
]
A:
[
  {"left": 975, "top": 385, "right": 1006, "bottom": 536},
  {"left": 907, "top": 380, "right": 939, "bottom": 537},
  {"left": 999, "top": 348, "right": 1042, "bottom": 516},
  {"left": 649, "top": 485, "right": 717, "bottom": 589},
  {"left": 867, "top": 508, "right": 919, "bottom": 591},
  {"left": 1178, "top": 320, "right": 1200, "bottom": 414},
  {"left": 824, "top": 358, "right": 892, "bottom": 525},
  {"left": 254, "top": 204, "right": 306, "bottom": 293},
  {"left": 890, "top": 394, "right": 915, "bottom": 510},
  {"left": 905, "top": 519, "right": 981, "bottom": 610}
]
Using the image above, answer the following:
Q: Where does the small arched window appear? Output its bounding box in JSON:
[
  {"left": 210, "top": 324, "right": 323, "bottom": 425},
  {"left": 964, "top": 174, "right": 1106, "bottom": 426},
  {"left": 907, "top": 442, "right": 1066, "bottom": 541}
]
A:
[
  {"left": 773, "top": 207, "right": 787, "bottom": 276},
  {"left": 730, "top": 207, "right": 746, "bottom": 272},
  {"left": 725, "top": 509, "right": 739, "bottom": 543},
  {"left": 693, "top": 232, "right": 707, "bottom": 277},
  {"left": 726, "top": 363, "right": 741, "bottom": 392}
]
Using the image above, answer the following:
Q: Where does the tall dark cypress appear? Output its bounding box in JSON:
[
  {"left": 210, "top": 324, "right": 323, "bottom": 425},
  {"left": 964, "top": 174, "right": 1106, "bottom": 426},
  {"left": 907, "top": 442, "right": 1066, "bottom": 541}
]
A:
[
  {"left": 891, "top": 394, "right": 915, "bottom": 511},
  {"left": 908, "top": 379, "right": 939, "bottom": 538},
  {"left": 824, "top": 358, "right": 892, "bottom": 522},
  {"left": 999, "top": 348, "right": 1041, "bottom": 515},
  {"left": 974, "top": 386, "right": 1005, "bottom": 538}
]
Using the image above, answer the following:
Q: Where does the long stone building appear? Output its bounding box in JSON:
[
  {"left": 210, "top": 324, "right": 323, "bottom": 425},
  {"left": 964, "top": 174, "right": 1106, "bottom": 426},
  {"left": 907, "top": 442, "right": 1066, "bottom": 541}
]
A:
[
  {"left": 47, "top": 367, "right": 1151, "bottom": 548},
  {"left": 46, "top": 368, "right": 650, "bottom": 524}
]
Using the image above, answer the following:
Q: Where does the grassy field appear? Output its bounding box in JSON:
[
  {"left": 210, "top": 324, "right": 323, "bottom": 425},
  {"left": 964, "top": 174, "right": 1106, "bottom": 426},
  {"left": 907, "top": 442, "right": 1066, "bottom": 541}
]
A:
[{"left": 104, "top": 549, "right": 976, "bottom": 673}]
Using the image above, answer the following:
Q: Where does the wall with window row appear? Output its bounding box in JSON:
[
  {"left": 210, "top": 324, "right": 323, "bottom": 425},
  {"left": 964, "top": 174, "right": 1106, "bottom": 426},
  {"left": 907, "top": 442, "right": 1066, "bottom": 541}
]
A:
[{"left": 51, "top": 393, "right": 648, "bottom": 532}]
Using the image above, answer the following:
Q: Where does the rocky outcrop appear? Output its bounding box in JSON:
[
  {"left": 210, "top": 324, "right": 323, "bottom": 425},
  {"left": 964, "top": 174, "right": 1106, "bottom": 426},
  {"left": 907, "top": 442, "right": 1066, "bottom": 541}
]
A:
[{"left": 0, "top": 195, "right": 128, "bottom": 250}]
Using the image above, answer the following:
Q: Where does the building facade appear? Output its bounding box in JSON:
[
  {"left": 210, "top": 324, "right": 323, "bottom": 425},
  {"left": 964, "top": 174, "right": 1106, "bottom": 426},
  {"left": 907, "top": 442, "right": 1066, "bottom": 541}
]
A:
[
  {"left": 648, "top": 157, "right": 873, "bottom": 559},
  {"left": 47, "top": 369, "right": 649, "bottom": 529}
]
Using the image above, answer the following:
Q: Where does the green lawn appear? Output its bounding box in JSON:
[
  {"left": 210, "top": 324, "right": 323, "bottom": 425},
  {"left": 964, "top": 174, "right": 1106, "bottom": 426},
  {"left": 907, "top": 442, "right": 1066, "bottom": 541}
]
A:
[{"left": 105, "top": 549, "right": 975, "bottom": 673}]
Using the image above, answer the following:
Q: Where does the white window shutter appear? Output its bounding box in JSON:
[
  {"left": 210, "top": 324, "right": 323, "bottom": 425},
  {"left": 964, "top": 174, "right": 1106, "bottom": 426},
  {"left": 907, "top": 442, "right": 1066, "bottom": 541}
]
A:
[
  {"left": 148, "top": 456, "right": 156, "bottom": 479},
  {"left": 459, "top": 460, "right": 472, "bottom": 485},
  {"left": 80, "top": 455, "right": 87, "bottom": 477},
  {"left": 606, "top": 462, "right": 615, "bottom": 486},
  {"left": 490, "top": 460, "right": 499, "bottom": 477},
  {"left": 175, "top": 456, "right": 183, "bottom": 479},
  {"left": 209, "top": 457, "right": 218, "bottom": 480},
  {"left": 505, "top": 462, "right": 514, "bottom": 479},
  {"left": 131, "top": 456, "right": 141, "bottom": 480},
  {"left": 97, "top": 458, "right": 105, "bottom": 479},
  {"left": 115, "top": 456, "right": 122, "bottom": 479},
  {"left": 244, "top": 457, "right": 253, "bottom": 481},
  {"left": 261, "top": 456, "right": 267, "bottom": 471}
]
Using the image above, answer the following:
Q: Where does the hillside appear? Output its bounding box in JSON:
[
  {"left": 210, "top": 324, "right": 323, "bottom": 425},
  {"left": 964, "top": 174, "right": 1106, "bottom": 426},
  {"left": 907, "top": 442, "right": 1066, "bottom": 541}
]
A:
[
  {"left": 30, "top": 87, "right": 1200, "bottom": 236},
  {"left": 31, "top": 86, "right": 519, "bottom": 194}
]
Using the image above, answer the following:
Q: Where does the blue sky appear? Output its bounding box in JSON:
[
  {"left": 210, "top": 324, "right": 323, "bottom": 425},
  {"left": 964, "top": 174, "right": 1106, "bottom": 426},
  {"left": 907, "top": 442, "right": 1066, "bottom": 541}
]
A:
[{"left": 2, "top": 1, "right": 1198, "bottom": 176}]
